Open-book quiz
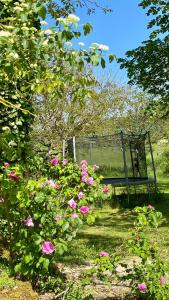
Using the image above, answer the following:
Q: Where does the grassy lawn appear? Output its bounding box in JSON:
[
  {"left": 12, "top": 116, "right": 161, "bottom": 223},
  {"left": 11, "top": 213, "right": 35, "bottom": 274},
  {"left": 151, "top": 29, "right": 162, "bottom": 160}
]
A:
[{"left": 62, "top": 177, "right": 169, "bottom": 265}]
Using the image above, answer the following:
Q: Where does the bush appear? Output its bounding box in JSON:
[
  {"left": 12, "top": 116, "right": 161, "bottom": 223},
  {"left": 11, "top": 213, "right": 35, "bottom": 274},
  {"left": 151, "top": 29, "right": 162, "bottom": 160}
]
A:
[{"left": 0, "top": 158, "right": 101, "bottom": 284}]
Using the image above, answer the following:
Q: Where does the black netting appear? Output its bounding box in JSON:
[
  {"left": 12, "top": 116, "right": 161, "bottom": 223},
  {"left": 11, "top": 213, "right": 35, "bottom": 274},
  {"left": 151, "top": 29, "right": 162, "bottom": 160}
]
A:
[{"left": 66, "top": 133, "right": 148, "bottom": 179}]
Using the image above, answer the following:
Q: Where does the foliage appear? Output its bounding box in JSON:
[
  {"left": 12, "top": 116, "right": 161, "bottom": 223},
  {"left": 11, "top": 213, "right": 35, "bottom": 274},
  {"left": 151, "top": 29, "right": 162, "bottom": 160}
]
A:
[
  {"left": 0, "top": 0, "right": 112, "bottom": 161},
  {"left": 0, "top": 158, "right": 101, "bottom": 283},
  {"left": 119, "top": 0, "right": 169, "bottom": 106}
]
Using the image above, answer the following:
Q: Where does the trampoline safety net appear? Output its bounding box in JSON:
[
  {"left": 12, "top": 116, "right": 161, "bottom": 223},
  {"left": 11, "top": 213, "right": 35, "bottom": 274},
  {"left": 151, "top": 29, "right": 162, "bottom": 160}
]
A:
[{"left": 65, "top": 132, "right": 148, "bottom": 179}]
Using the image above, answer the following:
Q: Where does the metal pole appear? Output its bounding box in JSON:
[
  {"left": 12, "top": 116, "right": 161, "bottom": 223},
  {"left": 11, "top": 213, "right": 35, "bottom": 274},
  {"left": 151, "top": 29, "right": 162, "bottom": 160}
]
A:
[
  {"left": 73, "top": 136, "right": 76, "bottom": 163},
  {"left": 120, "top": 131, "right": 129, "bottom": 202},
  {"left": 62, "top": 140, "right": 66, "bottom": 159},
  {"left": 147, "top": 131, "right": 158, "bottom": 193}
]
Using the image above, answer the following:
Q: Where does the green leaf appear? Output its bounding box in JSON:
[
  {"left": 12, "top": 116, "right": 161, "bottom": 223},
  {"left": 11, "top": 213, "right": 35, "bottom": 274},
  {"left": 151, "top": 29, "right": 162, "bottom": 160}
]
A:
[
  {"left": 101, "top": 57, "right": 106, "bottom": 69},
  {"left": 83, "top": 23, "right": 93, "bottom": 36},
  {"left": 38, "top": 6, "right": 47, "bottom": 19},
  {"left": 109, "top": 54, "right": 115, "bottom": 63}
]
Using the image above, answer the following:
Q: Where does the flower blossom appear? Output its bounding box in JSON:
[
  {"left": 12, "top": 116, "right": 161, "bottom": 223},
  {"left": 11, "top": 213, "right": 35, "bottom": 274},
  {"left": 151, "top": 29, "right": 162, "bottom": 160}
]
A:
[
  {"left": 87, "top": 177, "right": 94, "bottom": 185},
  {"left": 81, "top": 176, "right": 88, "bottom": 183},
  {"left": 160, "top": 276, "right": 165, "bottom": 284},
  {"left": 81, "top": 164, "right": 87, "bottom": 172},
  {"left": 78, "top": 191, "right": 84, "bottom": 199},
  {"left": 81, "top": 170, "right": 88, "bottom": 177},
  {"left": 8, "top": 171, "right": 19, "bottom": 181},
  {"left": 47, "top": 179, "right": 60, "bottom": 189},
  {"left": 138, "top": 283, "right": 147, "bottom": 293},
  {"left": 25, "top": 217, "right": 34, "bottom": 227},
  {"left": 71, "top": 213, "right": 78, "bottom": 219},
  {"left": 102, "top": 187, "right": 109, "bottom": 193},
  {"left": 81, "top": 160, "right": 87, "bottom": 165},
  {"left": 80, "top": 206, "right": 90, "bottom": 214},
  {"left": 50, "top": 157, "right": 59, "bottom": 166},
  {"left": 147, "top": 204, "right": 154, "bottom": 210},
  {"left": 42, "top": 241, "right": 55, "bottom": 254},
  {"left": 99, "top": 251, "right": 109, "bottom": 257},
  {"left": 62, "top": 159, "right": 68, "bottom": 165},
  {"left": 68, "top": 199, "right": 77, "bottom": 209},
  {"left": 4, "top": 162, "right": 10, "bottom": 168}
]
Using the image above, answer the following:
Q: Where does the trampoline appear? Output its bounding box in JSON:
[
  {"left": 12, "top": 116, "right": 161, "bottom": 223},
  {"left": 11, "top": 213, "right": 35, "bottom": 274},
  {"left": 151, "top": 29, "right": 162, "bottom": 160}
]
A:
[{"left": 63, "top": 131, "right": 157, "bottom": 199}]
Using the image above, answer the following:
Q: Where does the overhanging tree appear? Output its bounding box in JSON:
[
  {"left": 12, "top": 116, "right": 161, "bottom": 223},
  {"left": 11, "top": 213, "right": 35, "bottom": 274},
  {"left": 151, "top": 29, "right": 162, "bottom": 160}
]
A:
[{"left": 119, "top": 0, "right": 169, "bottom": 106}]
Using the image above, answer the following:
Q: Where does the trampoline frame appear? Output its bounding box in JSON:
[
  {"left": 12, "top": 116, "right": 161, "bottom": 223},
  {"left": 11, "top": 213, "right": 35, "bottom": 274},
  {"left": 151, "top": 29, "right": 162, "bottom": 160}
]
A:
[{"left": 63, "top": 131, "right": 157, "bottom": 199}]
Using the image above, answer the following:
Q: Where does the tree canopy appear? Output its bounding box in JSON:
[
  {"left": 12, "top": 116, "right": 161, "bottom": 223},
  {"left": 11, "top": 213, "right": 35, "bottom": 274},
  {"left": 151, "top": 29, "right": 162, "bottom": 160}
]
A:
[{"left": 119, "top": 0, "right": 169, "bottom": 106}]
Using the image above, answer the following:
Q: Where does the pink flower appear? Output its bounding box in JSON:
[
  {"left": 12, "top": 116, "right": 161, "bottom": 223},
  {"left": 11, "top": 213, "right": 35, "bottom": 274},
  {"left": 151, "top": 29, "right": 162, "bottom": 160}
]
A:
[
  {"left": 81, "top": 171, "right": 88, "bottom": 177},
  {"left": 62, "top": 159, "right": 68, "bottom": 165},
  {"left": 102, "top": 186, "right": 109, "bottom": 193},
  {"left": 42, "top": 241, "right": 55, "bottom": 254},
  {"left": 93, "top": 164, "right": 99, "bottom": 170},
  {"left": 8, "top": 171, "right": 19, "bottom": 181},
  {"left": 47, "top": 179, "right": 60, "bottom": 189},
  {"left": 50, "top": 158, "right": 59, "bottom": 166},
  {"left": 68, "top": 199, "right": 77, "bottom": 209},
  {"left": 138, "top": 283, "right": 147, "bottom": 293},
  {"left": 0, "top": 197, "right": 5, "bottom": 203},
  {"left": 87, "top": 177, "right": 94, "bottom": 185},
  {"left": 81, "top": 176, "right": 88, "bottom": 183},
  {"left": 99, "top": 251, "right": 109, "bottom": 257},
  {"left": 71, "top": 213, "right": 78, "bottom": 219},
  {"left": 160, "top": 276, "right": 165, "bottom": 284},
  {"left": 80, "top": 206, "right": 90, "bottom": 214},
  {"left": 4, "top": 162, "right": 10, "bottom": 168},
  {"left": 81, "top": 160, "right": 87, "bottom": 165},
  {"left": 81, "top": 164, "right": 87, "bottom": 172},
  {"left": 147, "top": 204, "right": 154, "bottom": 210},
  {"left": 25, "top": 217, "right": 34, "bottom": 227},
  {"left": 78, "top": 191, "right": 84, "bottom": 199}
]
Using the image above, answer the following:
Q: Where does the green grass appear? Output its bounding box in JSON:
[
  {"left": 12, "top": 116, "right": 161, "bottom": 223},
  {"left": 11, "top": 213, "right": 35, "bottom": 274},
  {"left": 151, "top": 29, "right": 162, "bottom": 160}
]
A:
[{"left": 62, "top": 177, "right": 169, "bottom": 265}]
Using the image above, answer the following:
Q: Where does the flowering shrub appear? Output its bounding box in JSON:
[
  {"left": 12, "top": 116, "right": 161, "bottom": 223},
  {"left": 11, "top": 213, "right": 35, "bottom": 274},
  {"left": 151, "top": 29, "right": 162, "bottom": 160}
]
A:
[
  {"left": 82, "top": 205, "right": 169, "bottom": 299},
  {"left": 0, "top": 158, "right": 100, "bottom": 281}
]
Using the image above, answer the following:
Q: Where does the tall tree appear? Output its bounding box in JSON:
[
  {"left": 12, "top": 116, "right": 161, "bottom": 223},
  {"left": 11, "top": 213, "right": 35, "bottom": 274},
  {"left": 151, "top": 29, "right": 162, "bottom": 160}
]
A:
[{"left": 118, "top": 0, "right": 169, "bottom": 106}]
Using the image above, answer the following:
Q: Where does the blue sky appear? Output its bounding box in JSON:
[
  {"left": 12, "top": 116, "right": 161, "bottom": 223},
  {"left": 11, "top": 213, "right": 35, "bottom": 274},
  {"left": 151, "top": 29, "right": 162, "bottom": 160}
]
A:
[
  {"left": 47, "top": 1, "right": 151, "bottom": 84},
  {"left": 75, "top": 0, "right": 151, "bottom": 84}
]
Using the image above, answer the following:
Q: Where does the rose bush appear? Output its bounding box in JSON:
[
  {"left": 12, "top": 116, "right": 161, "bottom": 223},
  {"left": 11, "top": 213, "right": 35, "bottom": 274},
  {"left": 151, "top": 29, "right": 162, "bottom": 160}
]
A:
[{"left": 0, "top": 158, "right": 101, "bottom": 282}]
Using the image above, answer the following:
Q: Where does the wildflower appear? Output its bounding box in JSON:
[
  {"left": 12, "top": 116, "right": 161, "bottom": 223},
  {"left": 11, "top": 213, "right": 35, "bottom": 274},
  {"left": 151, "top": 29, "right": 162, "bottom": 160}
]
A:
[
  {"left": 99, "top": 251, "right": 109, "bottom": 257},
  {"left": 25, "top": 217, "right": 34, "bottom": 227},
  {"left": 78, "top": 191, "right": 84, "bottom": 199},
  {"left": 87, "top": 177, "right": 94, "bottom": 185},
  {"left": 160, "top": 276, "right": 165, "bottom": 284},
  {"left": 71, "top": 213, "right": 78, "bottom": 219},
  {"left": 102, "top": 186, "right": 109, "bottom": 193},
  {"left": 68, "top": 199, "right": 77, "bottom": 209},
  {"left": 80, "top": 206, "right": 90, "bottom": 214},
  {"left": 50, "top": 157, "right": 59, "bottom": 166},
  {"left": 62, "top": 159, "right": 68, "bottom": 165},
  {"left": 4, "top": 162, "right": 10, "bottom": 168},
  {"left": 138, "top": 283, "right": 147, "bottom": 293},
  {"left": 8, "top": 171, "right": 19, "bottom": 181},
  {"left": 42, "top": 241, "right": 55, "bottom": 254}
]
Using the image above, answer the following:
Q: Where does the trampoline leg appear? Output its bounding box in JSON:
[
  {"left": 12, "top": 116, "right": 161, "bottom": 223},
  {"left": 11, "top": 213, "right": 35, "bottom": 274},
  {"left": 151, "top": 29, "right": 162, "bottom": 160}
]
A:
[{"left": 127, "top": 185, "right": 130, "bottom": 204}]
